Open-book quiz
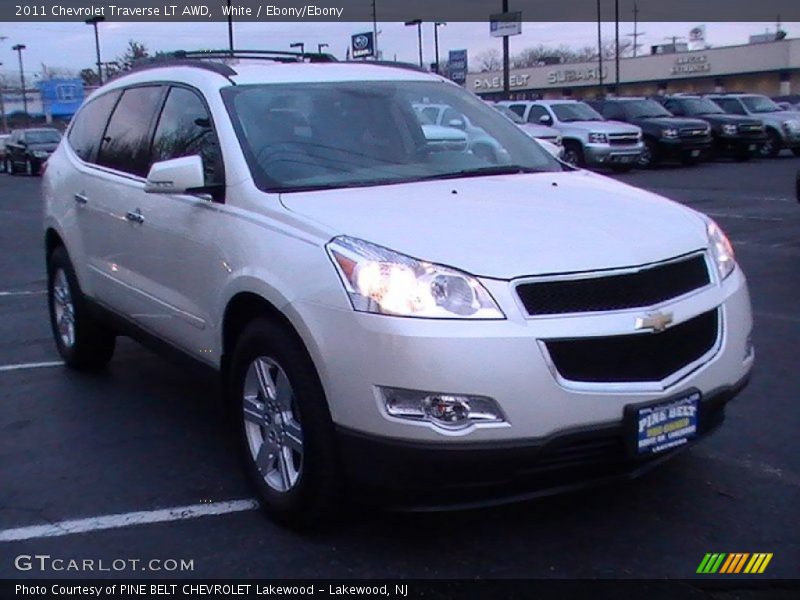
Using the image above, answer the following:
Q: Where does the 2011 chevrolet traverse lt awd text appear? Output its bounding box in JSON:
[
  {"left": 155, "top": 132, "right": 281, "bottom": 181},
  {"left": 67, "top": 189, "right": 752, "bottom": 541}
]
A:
[{"left": 43, "top": 53, "right": 753, "bottom": 528}]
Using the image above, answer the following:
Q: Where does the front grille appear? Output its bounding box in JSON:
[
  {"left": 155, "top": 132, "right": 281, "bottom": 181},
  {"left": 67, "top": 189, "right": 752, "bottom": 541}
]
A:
[
  {"left": 680, "top": 127, "right": 708, "bottom": 138},
  {"left": 516, "top": 254, "right": 710, "bottom": 316},
  {"left": 545, "top": 308, "right": 719, "bottom": 383},
  {"left": 608, "top": 134, "right": 639, "bottom": 146}
]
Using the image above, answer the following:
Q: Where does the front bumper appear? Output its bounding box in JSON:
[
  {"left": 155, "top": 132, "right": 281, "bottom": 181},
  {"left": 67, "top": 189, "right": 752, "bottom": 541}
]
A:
[
  {"left": 778, "top": 129, "right": 800, "bottom": 148},
  {"left": 337, "top": 374, "right": 750, "bottom": 509},
  {"left": 658, "top": 136, "right": 713, "bottom": 157},
  {"left": 716, "top": 134, "right": 768, "bottom": 153},
  {"left": 584, "top": 142, "right": 643, "bottom": 166}
]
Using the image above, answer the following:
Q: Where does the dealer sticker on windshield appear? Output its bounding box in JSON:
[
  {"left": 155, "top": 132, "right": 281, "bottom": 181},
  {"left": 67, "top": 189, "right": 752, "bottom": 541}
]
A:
[{"left": 631, "top": 391, "right": 700, "bottom": 455}]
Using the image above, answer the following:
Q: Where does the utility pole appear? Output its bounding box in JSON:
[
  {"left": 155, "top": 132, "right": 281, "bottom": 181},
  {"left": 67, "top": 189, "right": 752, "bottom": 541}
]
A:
[
  {"left": 0, "top": 37, "right": 7, "bottom": 133},
  {"left": 626, "top": 1, "right": 645, "bottom": 58},
  {"left": 85, "top": 16, "right": 104, "bottom": 85},
  {"left": 371, "top": 0, "right": 378, "bottom": 59},
  {"left": 226, "top": 0, "right": 234, "bottom": 54},
  {"left": 290, "top": 42, "right": 305, "bottom": 56},
  {"left": 614, "top": 0, "right": 620, "bottom": 94},
  {"left": 502, "top": 0, "right": 510, "bottom": 95},
  {"left": 317, "top": 43, "right": 329, "bottom": 54},
  {"left": 12, "top": 44, "right": 27, "bottom": 126},
  {"left": 596, "top": 0, "right": 604, "bottom": 96}
]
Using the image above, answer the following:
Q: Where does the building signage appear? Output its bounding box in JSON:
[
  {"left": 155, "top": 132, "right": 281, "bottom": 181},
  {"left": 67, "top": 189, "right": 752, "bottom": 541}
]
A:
[
  {"left": 489, "top": 12, "right": 522, "bottom": 38},
  {"left": 547, "top": 67, "right": 604, "bottom": 85},
  {"left": 473, "top": 73, "right": 531, "bottom": 90},
  {"left": 448, "top": 49, "right": 468, "bottom": 85},
  {"left": 351, "top": 32, "right": 374, "bottom": 59},
  {"left": 671, "top": 54, "right": 710, "bottom": 75}
]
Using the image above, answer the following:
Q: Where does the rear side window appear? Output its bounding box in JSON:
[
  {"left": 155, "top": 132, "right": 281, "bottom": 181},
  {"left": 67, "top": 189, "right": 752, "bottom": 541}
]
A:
[
  {"left": 715, "top": 98, "right": 745, "bottom": 115},
  {"left": 150, "top": 86, "right": 224, "bottom": 186},
  {"left": 97, "top": 86, "right": 163, "bottom": 177},
  {"left": 507, "top": 104, "right": 526, "bottom": 117},
  {"left": 601, "top": 103, "right": 624, "bottom": 120},
  {"left": 68, "top": 91, "right": 120, "bottom": 162}
]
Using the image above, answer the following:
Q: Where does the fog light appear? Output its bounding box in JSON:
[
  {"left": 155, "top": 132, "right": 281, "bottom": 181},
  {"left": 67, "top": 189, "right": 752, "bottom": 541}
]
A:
[{"left": 381, "top": 387, "right": 504, "bottom": 430}]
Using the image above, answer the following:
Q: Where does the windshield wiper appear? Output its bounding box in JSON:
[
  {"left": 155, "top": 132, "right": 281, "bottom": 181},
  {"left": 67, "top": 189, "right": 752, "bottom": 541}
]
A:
[{"left": 417, "top": 165, "right": 543, "bottom": 182}]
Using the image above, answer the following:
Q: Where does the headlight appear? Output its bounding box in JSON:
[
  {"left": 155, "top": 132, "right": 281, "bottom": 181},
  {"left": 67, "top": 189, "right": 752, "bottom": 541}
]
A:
[
  {"left": 588, "top": 132, "right": 608, "bottom": 144},
  {"left": 662, "top": 128, "right": 679, "bottom": 139},
  {"left": 32, "top": 150, "right": 49, "bottom": 158},
  {"left": 782, "top": 119, "right": 800, "bottom": 132},
  {"left": 707, "top": 220, "right": 735, "bottom": 280},
  {"left": 327, "top": 236, "right": 505, "bottom": 319},
  {"left": 722, "top": 124, "right": 738, "bottom": 135}
]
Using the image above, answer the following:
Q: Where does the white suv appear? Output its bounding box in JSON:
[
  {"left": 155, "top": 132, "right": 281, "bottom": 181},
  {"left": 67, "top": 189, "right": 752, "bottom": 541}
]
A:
[{"left": 43, "top": 54, "right": 754, "bottom": 527}]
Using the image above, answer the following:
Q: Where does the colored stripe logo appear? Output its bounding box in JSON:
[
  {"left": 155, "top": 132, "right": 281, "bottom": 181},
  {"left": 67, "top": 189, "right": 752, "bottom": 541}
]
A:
[{"left": 697, "top": 553, "right": 773, "bottom": 574}]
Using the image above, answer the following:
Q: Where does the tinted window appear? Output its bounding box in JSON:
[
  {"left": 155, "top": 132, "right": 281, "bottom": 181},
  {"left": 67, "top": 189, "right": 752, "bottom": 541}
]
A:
[
  {"left": 25, "top": 130, "right": 62, "bottom": 144},
  {"left": 507, "top": 104, "right": 526, "bottom": 117},
  {"left": 97, "top": 86, "right": 163, "bottom": 176},
  {"left": 151, "top": 86, "right": 224, "bottom": 186},
  {"left": 527, "top": 105, "right": 550, "bottom": 123},
  {"left": 68, "top": 91, "right": 120, "bottom": 162},
  {"left": 551, "top": 103, "right": 604, "bottom": 122},
  {"left": 715, "top": 98, "right": 746, "bottom": 115},
  {"left": 601, "top": 103, "right": 625, "bottom": 120},
  {"left": 619, "top": 100, "right": 672, "bottom": 119}
]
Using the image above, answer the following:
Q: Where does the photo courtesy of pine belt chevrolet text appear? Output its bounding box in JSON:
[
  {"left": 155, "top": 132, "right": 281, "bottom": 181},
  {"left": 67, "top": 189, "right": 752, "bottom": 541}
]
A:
[{"left": 41, "top": 52, "right": 754, "bottom": 528}]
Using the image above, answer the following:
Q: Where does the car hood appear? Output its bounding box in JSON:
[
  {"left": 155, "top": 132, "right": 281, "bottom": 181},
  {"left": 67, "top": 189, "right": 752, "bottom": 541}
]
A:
[
  {"left": 279, "top": 170, "right": 707, "bottom": 279},
  {"left": 633, "top": 116, "right": 708, "bottom": 128},
  {"left": 695, "top": 113, "right": 760, "bottom": 126},
  {"left": 560, "top": 120, "right": 641, "bottom": 134},
  {"left": 754, "top": 109, "right": 800, "bottom": 121},
  {"left": 28, "top": 142, "right": 59, "bottom": 152}
]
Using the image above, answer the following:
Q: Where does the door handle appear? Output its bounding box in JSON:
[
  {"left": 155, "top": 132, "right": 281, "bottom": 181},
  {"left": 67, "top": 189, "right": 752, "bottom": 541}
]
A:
[
  {"left": 125, "top": 209, "right": 145, "bottom": 224},
  {"left": 74, "top": 193, "right": 88, "bottom": 205}
]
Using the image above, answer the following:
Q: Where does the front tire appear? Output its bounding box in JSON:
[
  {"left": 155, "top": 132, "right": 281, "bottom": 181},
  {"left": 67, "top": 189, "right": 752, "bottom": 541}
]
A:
[
  {"left": 562, "top": 141, "right": 584, "bottom": 167},
  {"left": 637, "top": 139, "right": 659, "bottom": 169},
  {"left": 47, "top": 246, "right": 116, "bottom": 370},
  {"left": 759, "top": 129, "right": 782, "bottom": 158},
  {"left": 792, "top": 147, "right": 800, "bottom": 157},
  {"left": 229, "top": 318, "right": 342, "bottom": 529}
]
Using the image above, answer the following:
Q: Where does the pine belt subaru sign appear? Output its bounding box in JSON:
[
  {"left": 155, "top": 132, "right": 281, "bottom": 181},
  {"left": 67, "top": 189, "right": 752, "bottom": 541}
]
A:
[{"left": 351, "top": 32, "right": 374, "bottom": 59}]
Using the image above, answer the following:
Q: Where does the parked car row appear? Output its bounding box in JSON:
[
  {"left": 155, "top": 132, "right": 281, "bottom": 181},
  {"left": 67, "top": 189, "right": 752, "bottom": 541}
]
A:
[{"left": 494, "top": 93, "right": 800, "bottom": 171}]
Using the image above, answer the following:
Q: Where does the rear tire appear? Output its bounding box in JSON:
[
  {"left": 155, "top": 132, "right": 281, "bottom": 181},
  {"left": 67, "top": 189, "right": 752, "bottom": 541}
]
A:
[
  {"left": 47, "top": 246, "right": 116, "bottom": 370},
  {"left": 229, "top": 318, "right": 342, "bottom": 530},
  {"left": 6, "top": 158, "right": 16, "bottom": 174}
]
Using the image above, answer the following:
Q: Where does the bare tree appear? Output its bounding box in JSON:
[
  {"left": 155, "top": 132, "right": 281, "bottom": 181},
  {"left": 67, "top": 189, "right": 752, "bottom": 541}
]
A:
[
  {"left": 475, "top": 48, "right": 502, "bottom": 72},
  {"left": 39, "top": 63, "right": 79, "bottom": 80}
]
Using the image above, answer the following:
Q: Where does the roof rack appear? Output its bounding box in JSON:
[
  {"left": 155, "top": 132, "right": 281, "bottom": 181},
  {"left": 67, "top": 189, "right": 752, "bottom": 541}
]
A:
[
  {"left": 342, "top": 60, "right": 429, "bottom": 74},
  {"left": 173, "top": 49, "right": 337, "bottom": 63}
]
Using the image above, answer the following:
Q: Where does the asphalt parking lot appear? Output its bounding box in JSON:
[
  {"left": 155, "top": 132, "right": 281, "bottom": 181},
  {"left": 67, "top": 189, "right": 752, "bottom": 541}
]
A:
[{"left": 1, "top": 156, "right": 799, "bottom": 581}]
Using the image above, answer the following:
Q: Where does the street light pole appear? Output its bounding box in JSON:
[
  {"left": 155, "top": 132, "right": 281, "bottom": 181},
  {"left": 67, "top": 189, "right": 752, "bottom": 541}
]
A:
[
  {"left": 317, "top": 43, "right": 329, "bottom": 55},
  {"left": 12, "top": 44, "right": 27, "bottom": 125},
  {"left": 595, "top": 0, "right": 604, "bottom": 96},
  {"left": 85, "top": 16, "right": 105, "bottom": 85},
  {"left": 226, "top": 0, "right": 234, "bottom": 54},
  {"left": 404, "top": 20, "right": 423, "bottom": 68},
  {"left": 290, "top": 42, "right": 305, "bottom": 56},
  {"left": 433, "top": 22, "right": 446, "bottom": 74},
  {"left": 0, "top": 37, "right": 7, "bottom": 133},
  {"left": 614, "top": 0, "right": 620, "bottom": 94}
]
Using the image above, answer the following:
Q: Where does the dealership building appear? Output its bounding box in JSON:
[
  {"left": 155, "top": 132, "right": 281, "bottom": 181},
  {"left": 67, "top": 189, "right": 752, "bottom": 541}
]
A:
[{"left": 468, "top": 37, "right": 800, "bottom": 100}]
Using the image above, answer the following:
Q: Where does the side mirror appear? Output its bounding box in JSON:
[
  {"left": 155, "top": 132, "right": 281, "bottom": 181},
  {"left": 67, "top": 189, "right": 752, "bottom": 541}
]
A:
[
  {"left": 539, "top": 114, "right": 553, "bottom": 125},
  {"left": 145, "top": 155, "right": 206, "bottom": 195}
]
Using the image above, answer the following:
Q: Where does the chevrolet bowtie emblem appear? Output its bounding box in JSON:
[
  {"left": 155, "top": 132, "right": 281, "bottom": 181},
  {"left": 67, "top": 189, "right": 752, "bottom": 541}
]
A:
[{"left": 635, "top": 311, "right": 674, "bottom": 333}]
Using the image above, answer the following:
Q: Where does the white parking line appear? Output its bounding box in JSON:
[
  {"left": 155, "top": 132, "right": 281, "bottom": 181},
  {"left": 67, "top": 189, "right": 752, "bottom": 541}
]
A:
[
  {"left": 0, "top": 361, "right": 64, "bottom": 373},
  {"left": 0, "top": 499, "right": 260, "bottom": 542},
  {"left": 0, "top": 290, "right": 46, "bottom": 297}
]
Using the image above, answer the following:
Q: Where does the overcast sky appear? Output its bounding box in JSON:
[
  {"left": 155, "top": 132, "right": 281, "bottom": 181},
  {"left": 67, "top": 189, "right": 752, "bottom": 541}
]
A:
[{"left": 1, "top": 20, "right": 797, "bottom": 78}]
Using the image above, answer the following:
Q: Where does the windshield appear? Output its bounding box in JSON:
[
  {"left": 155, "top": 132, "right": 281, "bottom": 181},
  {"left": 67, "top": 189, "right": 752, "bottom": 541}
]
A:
[
  {"left": 492, "top": 104, "right": 525, "bottom": 124},
  {"left": 551, "top": 103, "right": 604, "bottom": 122},
  {"left": 679, "top": 98, "right": 725, "bottom": 115},
  {"left": 25, "top": 130, "right": 62, "bottom": 144},
  {"left": 741, "top": 95, "right": 782, "bottom": 113},
  {"left": 621, "top": 100, "right": 673, "bottom": 119},
  {"left": 222, "top": 81, "right": 560, "bottom": 193}
]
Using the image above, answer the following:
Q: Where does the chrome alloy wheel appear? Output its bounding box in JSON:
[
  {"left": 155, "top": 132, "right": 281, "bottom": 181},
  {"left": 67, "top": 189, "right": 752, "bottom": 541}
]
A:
[
  {"left": 52, "top": 269, "right": 76, "bottom": 348},
  {"left": 243, "top": 357, "right": 304, "bottom": 493}
]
